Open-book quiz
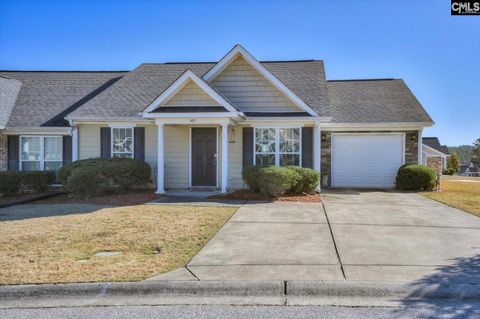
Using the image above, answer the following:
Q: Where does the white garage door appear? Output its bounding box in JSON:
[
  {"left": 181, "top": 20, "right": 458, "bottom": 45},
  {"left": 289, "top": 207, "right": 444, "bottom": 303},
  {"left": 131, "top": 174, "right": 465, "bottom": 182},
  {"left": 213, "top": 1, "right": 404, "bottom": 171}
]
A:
[{"left": 332, "top": 134, "right": 404, "bottom": 188}]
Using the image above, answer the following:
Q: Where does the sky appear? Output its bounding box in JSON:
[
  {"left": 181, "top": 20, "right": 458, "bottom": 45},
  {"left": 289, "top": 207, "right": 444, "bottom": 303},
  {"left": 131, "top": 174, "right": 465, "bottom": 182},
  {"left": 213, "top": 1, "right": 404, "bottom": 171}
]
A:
[{"left": 0, "top": 0, "right": 478, "bottom": 146}]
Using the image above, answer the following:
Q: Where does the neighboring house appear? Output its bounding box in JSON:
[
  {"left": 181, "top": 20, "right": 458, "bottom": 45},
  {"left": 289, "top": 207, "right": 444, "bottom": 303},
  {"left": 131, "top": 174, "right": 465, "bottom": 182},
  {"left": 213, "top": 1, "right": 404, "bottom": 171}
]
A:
[
  {"left": 0, "top": 45, "right": 434, "bottom": 192},
  {"left": 459, "top": 161, "right": 480, "bottom": 177},
  {"left": 422, "top": 137, "right": 449, "bottom": 174}
]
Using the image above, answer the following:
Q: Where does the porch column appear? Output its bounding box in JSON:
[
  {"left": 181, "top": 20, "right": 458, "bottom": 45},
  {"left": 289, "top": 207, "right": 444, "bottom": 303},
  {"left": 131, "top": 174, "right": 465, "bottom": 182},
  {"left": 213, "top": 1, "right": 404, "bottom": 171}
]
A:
[
  {"left": 313, "top": 122, "right": 321, "bottom": 192},
  {"left": 72, "top": 127, "right": 79, "bottom": 162},
  {"left": 221, "top": 123, "right": 229, "bottom": 193},
  {"left": 156, "top": 123, "right": 165, "bottom": 194},
  {"left": 418, "top": 129, "right": 423, "bottom": 164}
]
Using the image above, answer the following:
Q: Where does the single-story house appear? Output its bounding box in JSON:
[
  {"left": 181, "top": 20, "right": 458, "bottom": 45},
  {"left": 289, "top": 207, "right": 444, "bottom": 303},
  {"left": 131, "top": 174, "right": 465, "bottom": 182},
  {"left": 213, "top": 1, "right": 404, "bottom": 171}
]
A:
[
  {"left": 0, "top": 45, "right": 434, "bottom": 192},
  {"left": 422, "top": 137, "right": 449, "bottom": 174},
  {"left": 459, "top": 161, "right": 479, "bottom": 177}
]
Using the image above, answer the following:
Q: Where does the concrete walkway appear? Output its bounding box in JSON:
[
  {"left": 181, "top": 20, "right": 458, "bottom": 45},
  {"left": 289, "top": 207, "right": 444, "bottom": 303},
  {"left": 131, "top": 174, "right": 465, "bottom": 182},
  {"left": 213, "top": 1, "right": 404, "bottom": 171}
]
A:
[{"left": 150, "top": 190, "right": 480, "bottom": 284}]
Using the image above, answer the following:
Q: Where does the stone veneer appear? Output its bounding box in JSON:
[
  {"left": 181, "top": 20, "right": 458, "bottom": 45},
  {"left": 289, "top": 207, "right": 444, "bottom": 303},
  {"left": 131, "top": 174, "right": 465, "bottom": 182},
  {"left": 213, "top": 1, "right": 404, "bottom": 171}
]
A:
[
  {"left": 0, "top": 133, "right": 7, "bottom": 171},
  {"left": 321, "top": 130, "right": 420, "bottom": 187},
  {"left": 426, "top": 157, "right": 442, "bottom": 175}
]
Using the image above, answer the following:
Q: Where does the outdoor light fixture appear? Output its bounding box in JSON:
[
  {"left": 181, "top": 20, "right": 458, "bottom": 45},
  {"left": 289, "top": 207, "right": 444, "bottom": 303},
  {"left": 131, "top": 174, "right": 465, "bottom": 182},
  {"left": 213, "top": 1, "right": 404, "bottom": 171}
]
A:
[
  {"left": 321, "top": 134, "right": 327, "bottom": 142},
  {"left": 411, "top": 133, "right": 417, "bottom": 141}
]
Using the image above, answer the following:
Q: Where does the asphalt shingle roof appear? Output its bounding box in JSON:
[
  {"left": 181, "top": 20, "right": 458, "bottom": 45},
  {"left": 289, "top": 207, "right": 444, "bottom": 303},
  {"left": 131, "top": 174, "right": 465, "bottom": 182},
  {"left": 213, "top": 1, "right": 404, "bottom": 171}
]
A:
[
  {"left": 69, "top": 60, "right": 331, "bottom": 118},
  {"left": 0, "top": 71, "right": 127, "bottom": 127},
  {"left": 326, "top": 79, "right": 433, "bottom": 123},
  {"left": 423, "top": 137, "right": 449, "bottom": 155},
  {"left": 0, "top": 76, "right": 21, "bottom": 128}
]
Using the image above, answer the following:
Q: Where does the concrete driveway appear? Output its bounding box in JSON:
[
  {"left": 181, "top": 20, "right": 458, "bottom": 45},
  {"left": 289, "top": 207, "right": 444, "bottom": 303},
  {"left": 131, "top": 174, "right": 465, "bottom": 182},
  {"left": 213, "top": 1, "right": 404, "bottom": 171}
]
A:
[{"left": 154, "top": 190, "right": 480, "bottom": 283}]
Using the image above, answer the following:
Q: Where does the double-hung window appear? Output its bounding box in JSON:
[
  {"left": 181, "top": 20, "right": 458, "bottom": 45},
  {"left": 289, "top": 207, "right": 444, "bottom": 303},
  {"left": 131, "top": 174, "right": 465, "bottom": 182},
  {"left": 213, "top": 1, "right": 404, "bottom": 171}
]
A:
[
  {"left": 112, "top": 127, "right": 134, "bottom": 158},
  {"left": 20, "top": 136, "right": 63, "bottom": 171},
  {"left": 254, "top": 127, "right": 301, "bottom": 166}
]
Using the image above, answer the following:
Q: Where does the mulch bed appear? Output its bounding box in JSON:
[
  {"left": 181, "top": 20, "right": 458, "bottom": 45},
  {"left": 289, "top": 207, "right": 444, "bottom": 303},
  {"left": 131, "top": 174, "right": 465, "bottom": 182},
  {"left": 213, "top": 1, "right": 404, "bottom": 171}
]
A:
[
  {"left": 32, "top": 190, "right": 162, "bottom": 206},
  {"left": 208, "top": 190, "right": 322, "bottom": 203},
  {"left": 0, "top": 192, "right": 60, "bottom": 208}
]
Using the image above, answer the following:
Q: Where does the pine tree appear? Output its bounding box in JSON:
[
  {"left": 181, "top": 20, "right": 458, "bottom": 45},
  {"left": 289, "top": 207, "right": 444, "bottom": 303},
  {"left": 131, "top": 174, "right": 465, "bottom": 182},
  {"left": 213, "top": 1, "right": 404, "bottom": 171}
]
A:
[{"left": 447, "top": 153, "right": 460, "bottom": 173}]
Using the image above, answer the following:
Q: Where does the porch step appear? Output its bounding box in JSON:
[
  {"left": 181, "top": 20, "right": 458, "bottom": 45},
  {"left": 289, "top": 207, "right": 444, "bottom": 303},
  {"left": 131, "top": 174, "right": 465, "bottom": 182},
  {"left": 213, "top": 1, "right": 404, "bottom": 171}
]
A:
[{"left": 190, "top": 186, "right": 217, "bottom": 192}]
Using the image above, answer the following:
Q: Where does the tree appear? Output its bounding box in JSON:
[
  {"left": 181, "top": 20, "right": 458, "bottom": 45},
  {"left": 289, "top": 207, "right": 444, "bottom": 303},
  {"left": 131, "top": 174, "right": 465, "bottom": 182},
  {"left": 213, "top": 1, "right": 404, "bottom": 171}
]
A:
[
  {"left": 473, "top": 138, "right": 480, "bottom": 161},
  {"left": 447, "top": 153, "right": 460, "bottom": 174}
]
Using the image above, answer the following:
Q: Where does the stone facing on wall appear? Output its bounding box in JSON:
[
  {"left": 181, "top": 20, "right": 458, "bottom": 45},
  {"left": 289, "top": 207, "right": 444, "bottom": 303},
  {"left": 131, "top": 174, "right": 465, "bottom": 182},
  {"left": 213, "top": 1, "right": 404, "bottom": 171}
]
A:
[
  {"left": 320, "top": 130, "right": 420, "bottom": 187},
  {"left": 0, "top": 133, "right": 7, "bottom": 171},
  {"left": 426, "top": 157, "right": 442, "bottom": 174}
]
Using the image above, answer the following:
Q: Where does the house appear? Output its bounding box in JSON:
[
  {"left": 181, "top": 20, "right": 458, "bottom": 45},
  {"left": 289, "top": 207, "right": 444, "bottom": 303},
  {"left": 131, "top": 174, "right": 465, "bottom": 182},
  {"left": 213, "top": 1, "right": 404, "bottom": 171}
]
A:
[
  {"left": 459, "top": 160, "right": 479, "bottom": 177},
  {"left": 0, "top": 45, "right": 434, "bottom": 192},
  {"left": 422, "top": 137, "right": 449, "bottom": 174}
]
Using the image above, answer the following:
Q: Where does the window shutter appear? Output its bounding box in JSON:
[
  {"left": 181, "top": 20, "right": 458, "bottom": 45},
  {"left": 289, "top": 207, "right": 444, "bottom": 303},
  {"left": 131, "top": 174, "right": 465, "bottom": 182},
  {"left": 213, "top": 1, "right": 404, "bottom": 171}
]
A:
[
  {"left": 100, "top": 127, "right": 111, "bottom": 158},
  {"left": 243, "top": 127, "right": 254, "bottom": 169},
  {"left": 7, "top": 135, "right": 19, "bottom": 171},
  {"left": 301, "top": 127, "right": 313, "bottom": 168},
  {"left": 134, "top": 127, "right": 145, "bottom": 161},
  {"left": 63, "top": 135, "right": 72, "bottom": 165}
]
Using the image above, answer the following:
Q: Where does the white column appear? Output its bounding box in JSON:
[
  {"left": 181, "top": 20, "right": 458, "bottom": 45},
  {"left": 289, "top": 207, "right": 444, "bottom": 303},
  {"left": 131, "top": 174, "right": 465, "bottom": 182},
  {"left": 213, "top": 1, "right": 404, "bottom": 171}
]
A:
[
  {"left": 313, "top": 122, "right": 322, "bottom": 192},
  {"left": 156, "top": 123, "right": 165, "bottom": 194},
  {"left": 418, "top": 129, "right": 423, "bottom": 164},
  {"left": 221, "top": 123, "right": 229, "bottom": 193},
  {"left": 72, "top": 127, "right": 79, "bottom": 162}
]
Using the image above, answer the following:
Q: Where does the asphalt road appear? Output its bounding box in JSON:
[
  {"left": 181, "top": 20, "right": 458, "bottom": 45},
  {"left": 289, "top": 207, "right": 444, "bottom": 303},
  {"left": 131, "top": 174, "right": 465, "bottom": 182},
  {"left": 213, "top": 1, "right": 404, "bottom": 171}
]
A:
[{"left": 2, "top": 304, "right": 480, "bottom": 319}]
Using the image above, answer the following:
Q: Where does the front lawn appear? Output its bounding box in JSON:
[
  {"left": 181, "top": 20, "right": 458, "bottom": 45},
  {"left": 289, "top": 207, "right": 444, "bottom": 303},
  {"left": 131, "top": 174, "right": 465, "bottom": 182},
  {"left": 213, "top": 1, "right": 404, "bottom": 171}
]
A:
[
  {"left": 421, "top": 179, "right": 480, "bottom": 217},
  {"left": 0, "top": 205, "right": 236, "bottom": 285}
]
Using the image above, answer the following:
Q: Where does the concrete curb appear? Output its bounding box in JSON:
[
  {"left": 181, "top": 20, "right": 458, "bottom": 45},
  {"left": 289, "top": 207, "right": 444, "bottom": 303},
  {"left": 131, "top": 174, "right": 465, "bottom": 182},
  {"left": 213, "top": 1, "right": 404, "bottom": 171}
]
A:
[{"left": 1, "top": 280, "right": 480, "bottom": 308}]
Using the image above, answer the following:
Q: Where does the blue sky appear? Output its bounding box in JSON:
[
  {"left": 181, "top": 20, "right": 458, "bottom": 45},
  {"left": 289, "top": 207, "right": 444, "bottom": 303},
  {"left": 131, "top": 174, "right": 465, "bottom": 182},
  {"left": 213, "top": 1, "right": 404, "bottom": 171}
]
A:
[{"left": 0, "top": 0, "right": 478, "bottom": 146}]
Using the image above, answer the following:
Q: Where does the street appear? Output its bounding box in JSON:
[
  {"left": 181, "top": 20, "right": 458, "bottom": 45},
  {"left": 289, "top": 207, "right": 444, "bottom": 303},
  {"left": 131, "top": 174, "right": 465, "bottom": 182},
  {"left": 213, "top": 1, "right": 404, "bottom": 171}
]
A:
[{"left": 2, "top": 304, "right": 480, "bottom": 319}]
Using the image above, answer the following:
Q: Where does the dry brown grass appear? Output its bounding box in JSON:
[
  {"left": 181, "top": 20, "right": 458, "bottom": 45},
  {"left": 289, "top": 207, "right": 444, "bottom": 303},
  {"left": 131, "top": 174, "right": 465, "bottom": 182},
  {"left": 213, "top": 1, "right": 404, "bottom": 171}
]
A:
[
  {"left": 0, "top": 205, "right": 236, "bottom": 285},
  {"left": 422, "top": 180, "right": 480, "bottom": 217}
]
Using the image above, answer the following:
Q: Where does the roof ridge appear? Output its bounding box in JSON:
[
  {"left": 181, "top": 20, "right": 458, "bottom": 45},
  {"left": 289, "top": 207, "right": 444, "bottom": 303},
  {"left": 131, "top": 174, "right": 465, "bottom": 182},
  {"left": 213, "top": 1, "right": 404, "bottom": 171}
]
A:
[
  {"left": 151, "top": 59, "right": 320, "bottom": 65},
  {"left": 0, "top": 70, "right": 129, "bottom": 73},
  {"left": 328, "top": 78, "right": 398, "bottom": 82}
]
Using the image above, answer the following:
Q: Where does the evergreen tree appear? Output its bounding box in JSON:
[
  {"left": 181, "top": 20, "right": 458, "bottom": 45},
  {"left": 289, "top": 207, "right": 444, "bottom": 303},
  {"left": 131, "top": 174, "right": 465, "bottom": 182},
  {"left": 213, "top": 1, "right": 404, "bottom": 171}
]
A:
[
  {"left": 447, "top": 153, "right": 460, "bottom": 173},
  {"left": 473, "top": 138, "right": 480, "bottom": 161}
]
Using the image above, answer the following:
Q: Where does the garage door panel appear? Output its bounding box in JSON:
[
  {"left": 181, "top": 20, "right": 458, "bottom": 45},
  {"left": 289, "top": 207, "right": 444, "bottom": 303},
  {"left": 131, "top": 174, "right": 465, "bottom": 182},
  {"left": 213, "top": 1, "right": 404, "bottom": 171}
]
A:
[{"left": 332, "top": 134, "right": 404, "bottom": 188}]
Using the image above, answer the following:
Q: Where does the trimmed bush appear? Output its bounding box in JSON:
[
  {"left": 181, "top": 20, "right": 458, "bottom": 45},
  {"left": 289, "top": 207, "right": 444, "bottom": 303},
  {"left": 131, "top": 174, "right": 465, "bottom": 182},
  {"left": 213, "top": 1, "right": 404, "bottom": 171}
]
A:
[
  {"left": 19, "top": 171, "right": 56, "bottom": 192},
  {"left": 442, "top": 168, "right": 455, "bottom": 176},
  {"left": 66, "top": 167, "right": 106, "bottom": 199},
  {"left": 257, "top": 166, "right": 301, "bottom": 197},
  {"left": 242, "top": 165, "right": 268, "bottom": 192},
  {"left": 395, "top": 164, "right": 437, "bottom": 191},
  {"left": 0, "top": 172, "right": 21, "bottom": 195},
  {"left": 287, "top": 166, "right": 320, "bottom": 194},
  {"left": 61, "top": 157, "right": 152, "bottom": 197}
]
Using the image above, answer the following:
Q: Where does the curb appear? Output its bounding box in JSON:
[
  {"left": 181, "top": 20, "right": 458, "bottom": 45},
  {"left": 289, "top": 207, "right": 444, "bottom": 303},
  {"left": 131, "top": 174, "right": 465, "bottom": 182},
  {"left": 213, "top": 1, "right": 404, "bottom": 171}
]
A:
[{"left": 1, "top": 280, "right": 480, "bottom": 308}]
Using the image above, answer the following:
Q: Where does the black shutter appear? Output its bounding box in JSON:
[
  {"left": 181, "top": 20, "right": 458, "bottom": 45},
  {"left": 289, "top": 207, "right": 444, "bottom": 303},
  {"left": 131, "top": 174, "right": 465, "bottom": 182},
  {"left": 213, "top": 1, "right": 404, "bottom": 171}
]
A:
[
  {"left": 7, "top": 135, "right": 19, "bottom": 171},
  {"left": 134, "top": 127, "right": 145, "bottom": 162},
  {"left": 243, "top": 127, "right": 254, "bottom": 169},
  {"left": 100, "top": 127, "right": 111, "bottom": 158},
  {"left": 301, "top": 127, "right": 313, "bottom": 168},
  {"left": 63, "top": 135, "right": 72, "bottom": 165}
]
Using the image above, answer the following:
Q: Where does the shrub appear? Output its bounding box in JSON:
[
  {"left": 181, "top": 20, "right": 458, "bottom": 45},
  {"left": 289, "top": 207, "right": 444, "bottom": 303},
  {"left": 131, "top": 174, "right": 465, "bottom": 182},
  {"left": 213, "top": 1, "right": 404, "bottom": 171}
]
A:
[
  {"left": 242, "top": 165, "right": 268, "bottom": 192},
  {"left": 287, "top": 166, "right": 320, "bottom": 194},
  {"left": 442, "top": 168, "right": 455, "bottom": 176},
  {"left": 61, "top": 157, "right": 152, "bottom": 197},
  {"left": 395, "top": 164, "right": 437, "bottom": 191},
  {"left": 19, "top": 171, "right": 56, "bottom": 192},
  {"left": 0, "top": 172, "right": 21, "bottom": 195},
  {"left": 66, "top": 167, "right": 106, "bottom": 199},
  {"left": 257, "top": 166, "right": 301, "bottom": 197}
]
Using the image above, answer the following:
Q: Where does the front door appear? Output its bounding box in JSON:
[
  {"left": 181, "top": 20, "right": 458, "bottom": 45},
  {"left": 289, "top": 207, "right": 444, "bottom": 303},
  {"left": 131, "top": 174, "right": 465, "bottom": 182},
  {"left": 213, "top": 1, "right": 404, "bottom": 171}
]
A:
[{"left": 191, "top": 128, "right": 217, "bottom": 187}]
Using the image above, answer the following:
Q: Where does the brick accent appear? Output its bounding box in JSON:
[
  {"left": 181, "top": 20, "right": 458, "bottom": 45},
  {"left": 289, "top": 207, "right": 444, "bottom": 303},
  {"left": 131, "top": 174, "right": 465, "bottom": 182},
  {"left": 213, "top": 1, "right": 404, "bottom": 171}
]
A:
[
  {"left": 0, "top": 133, "right": 7, "bottom": 171},
  {"left": 426, "top": 157, "right": 442, "bottom": 174},
  {"left": 320, "top": 130, "right": 419, "bottom": 187}
]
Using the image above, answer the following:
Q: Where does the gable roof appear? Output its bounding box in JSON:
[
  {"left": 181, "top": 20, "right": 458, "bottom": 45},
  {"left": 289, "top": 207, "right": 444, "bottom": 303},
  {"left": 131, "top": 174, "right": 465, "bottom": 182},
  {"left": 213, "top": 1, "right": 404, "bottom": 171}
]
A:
[
  {"left": 68, "top": 59, "right": 330, "bottom": 119},
  {"left": 326, "top": 79, "right": 433, "bottom": 123},
  {"left": 143, "top": 69, "right": 239, "bottom": 114},
  {"left": 0, "top": 71, "right": 127, "bottom": 127},
  {"left": 423, "top": 137, "right": 449, "bottom": 155},
  {"left": 0, "top": 76, "right": 21, "bottom": 129}
]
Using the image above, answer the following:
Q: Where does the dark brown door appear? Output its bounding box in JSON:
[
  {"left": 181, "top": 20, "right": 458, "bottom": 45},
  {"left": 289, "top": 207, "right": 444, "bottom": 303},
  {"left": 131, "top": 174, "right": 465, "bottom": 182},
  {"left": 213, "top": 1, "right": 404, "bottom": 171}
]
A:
[{"left": 191, "top": 128, "right": 217, "bottom": 186}]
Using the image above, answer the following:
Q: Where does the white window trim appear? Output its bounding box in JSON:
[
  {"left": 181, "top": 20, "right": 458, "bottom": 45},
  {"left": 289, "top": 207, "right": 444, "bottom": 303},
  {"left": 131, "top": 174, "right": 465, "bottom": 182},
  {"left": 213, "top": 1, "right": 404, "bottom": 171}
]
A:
[
  {"left": 111, "top": 127, "right": 135, "bottom": 158},
  {"left": 19, "top": 135, "right": 63, "bottom": 171},
  {"left": 253, "top": 127, "right": 302, "bottom": 166}
]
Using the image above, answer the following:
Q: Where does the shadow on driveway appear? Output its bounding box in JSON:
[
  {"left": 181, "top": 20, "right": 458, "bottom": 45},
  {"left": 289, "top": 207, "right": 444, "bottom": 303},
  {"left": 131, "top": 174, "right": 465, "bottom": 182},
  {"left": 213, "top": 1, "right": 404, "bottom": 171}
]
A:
[{"left": 0, "top": 204, "right": 113, "bottom": 222}]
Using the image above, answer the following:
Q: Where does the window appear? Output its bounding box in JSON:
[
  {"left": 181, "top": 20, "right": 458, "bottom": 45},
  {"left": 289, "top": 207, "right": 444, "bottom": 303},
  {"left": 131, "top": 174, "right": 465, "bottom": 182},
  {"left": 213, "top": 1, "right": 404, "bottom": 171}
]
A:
[
  {"left": 20, "top": 136, "right": 63, "bottom": 171},
  {"left": 112, "top": 127, "right": 134, "bottom": 158},
  {"left": 254, "top": 127, "right": 301, "bottom": 166}
]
